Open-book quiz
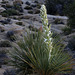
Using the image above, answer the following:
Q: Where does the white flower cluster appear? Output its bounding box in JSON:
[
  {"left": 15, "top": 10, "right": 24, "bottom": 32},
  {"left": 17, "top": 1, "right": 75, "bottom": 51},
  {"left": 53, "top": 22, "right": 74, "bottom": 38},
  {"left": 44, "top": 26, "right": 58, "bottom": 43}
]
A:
[{"left": 40, "top": 5, "right": 53, "bottom": 59}]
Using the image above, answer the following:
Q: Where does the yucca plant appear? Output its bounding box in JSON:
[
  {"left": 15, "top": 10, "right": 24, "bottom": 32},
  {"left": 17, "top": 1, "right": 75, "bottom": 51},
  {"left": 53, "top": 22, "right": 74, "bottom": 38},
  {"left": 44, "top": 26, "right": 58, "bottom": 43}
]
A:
[{"left": 8, "top": 5, "right": 74, "bottom": 75}]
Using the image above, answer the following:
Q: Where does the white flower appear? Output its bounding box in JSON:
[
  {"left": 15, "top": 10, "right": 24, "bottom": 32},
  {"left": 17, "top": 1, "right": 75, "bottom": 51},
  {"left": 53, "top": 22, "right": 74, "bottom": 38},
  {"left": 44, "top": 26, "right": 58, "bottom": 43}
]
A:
[
  {"left": 44, "top": 30, "right": 46, "bottom": 32},
  {"left": 49, "top": 38, "right": 52, "bottom": 41},
  {"left": 44, "top": 38, "right": 47, "bottom": 42},
  {"left": 47, "top": 33, "right": 49, "bottom": 36},
  {"left": 50, "top": 42, "right": 52, "bottom": 45},
  {"left": 44, "top": 21, "right": 46, "bottom": 25},
  {"left": 49, "top": 31, "right": 51, "bottom": 34},
  {"left": 44, "top": 15, "right": 46, "bottom": 18},
  {"left": 46, "top": 26, "right": 48, "bottom": 29}
]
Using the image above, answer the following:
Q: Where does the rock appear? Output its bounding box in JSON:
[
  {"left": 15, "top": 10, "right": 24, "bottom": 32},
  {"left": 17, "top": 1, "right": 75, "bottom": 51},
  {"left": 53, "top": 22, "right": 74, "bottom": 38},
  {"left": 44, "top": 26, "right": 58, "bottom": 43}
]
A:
[
  {"left": 0, "top": 7, "right": 5, "bottom": 12},
  {"left": 6, "top": 31, "right": 14, "bottom": 37},
  {"left": 25, "top": 1, "right": 30, "bottom": 5}
]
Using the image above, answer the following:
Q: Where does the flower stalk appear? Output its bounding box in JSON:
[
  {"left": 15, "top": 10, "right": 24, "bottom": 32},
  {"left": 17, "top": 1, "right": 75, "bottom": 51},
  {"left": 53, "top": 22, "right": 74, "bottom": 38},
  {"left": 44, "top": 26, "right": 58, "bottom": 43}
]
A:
[{"left": 40, "top": 5, "right": 53, "bottom": 59}]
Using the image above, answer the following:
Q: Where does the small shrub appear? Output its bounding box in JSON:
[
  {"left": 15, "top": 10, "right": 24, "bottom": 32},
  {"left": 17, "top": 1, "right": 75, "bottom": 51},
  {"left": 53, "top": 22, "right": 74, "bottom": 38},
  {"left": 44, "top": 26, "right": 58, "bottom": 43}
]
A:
[
  {"left": 5, "top": 4, "right": 13, "bottom": 8},
  {"left": 28, "top": 10, "right": 33, "bottom": 14},
  {"left": 67, "top": 4, "right": 75, "bottom": 28},
  {"left": 1, "top": 1, "right": 8, "bottom": 4},
  {"left": 1, "top": 9, "right": 20, "bottom": 17},
  {"left": 28, "top": 26, "right": 38, "bottom": 32},
  {"left": 54, "top": 18, "right": 63, "bottom": 24},
  {"left": 24, "top": 6, "right": 32, "bottom": 10},
  {"left": 45, "top": 0, "right": 73, "bottom": 15},
  {"left": 37, "top": 4, "right": 41, "bottom": 9},
  {"left": 0, "top": 41, "right": 11, "bottom": 47},
  {"left": 34, "top": 9, "right": 40, "bottom": 14},
  {"left": 0, "top": 50, "right": 6, "bottom": 54},
  {"left": 13, "top": 4, "right": 23, "bottom": 12},
  {"left": 0, "top": 59, "right": 7, "bottom": 68},
  {"left": 9, "top": 36, "right": 16, "bottom": 41},
  {"left": 64, "top": 1, "right": 75, "bottom": 28},
  {"left": 16, "top": 22, "right": 23, "bottom": 25},
  {"left": 12, "top": 17, "right": 17, "bottom": 20},
  {"left": 67, "top": 37, "right": 75, "bottom": 51},
  {"left": 0, "top": 13, "right": 8, "bottom": 17},
  {"left": 13, "top": 1, "right": 23, "bottom": 5},
  {"left": 62, "top": 27, "right": 72, "bottom": 35}
]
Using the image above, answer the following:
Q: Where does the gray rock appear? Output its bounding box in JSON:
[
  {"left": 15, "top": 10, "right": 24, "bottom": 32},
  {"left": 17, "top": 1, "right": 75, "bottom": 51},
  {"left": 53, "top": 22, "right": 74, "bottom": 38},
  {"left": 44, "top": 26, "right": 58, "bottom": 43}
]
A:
[{"left": 6, "top": 31, "right": 14, "bottom": 38}]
